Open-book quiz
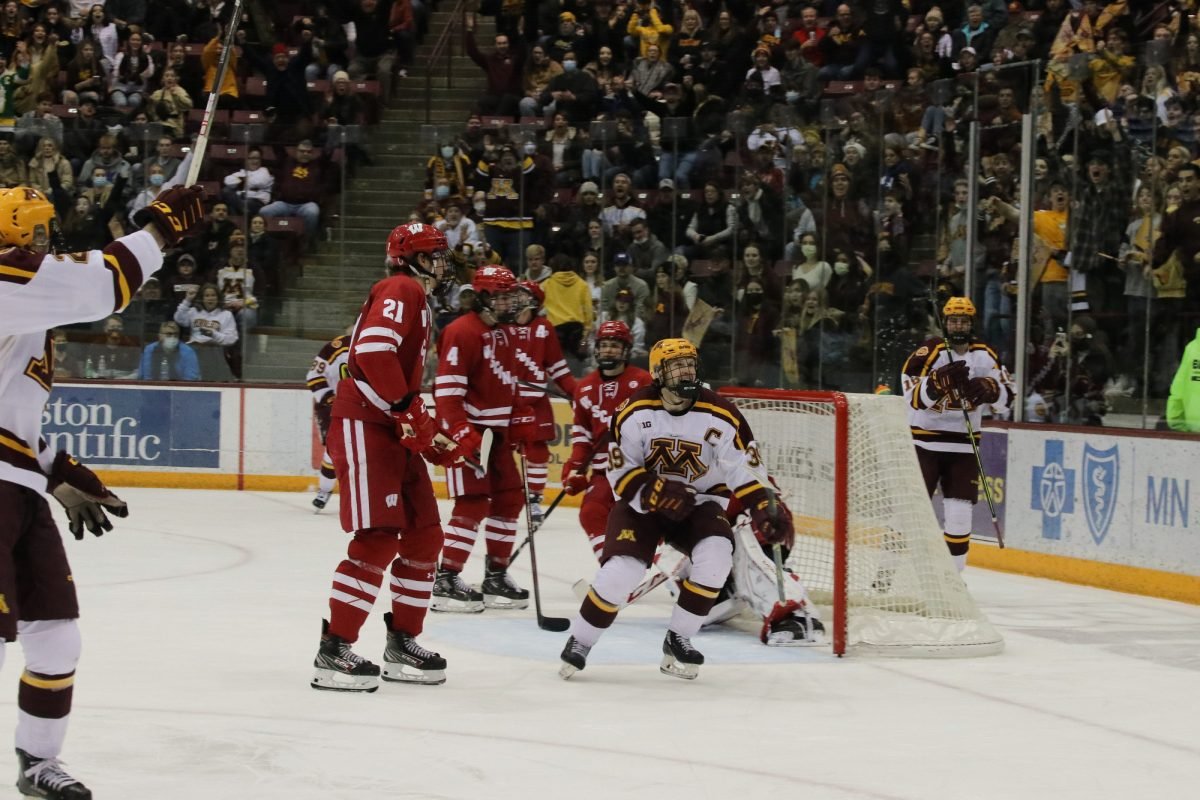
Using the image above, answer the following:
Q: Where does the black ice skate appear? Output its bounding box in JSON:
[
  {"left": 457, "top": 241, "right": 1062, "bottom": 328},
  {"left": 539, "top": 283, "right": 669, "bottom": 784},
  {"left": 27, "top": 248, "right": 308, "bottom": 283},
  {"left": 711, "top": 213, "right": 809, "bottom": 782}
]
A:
[
  {"left": 480, "top": 561, "right": 530, "bottom": 610},
  {"left": 766, "top": 614, "right": 826, "bottom": 647},
  {"left": 559, "top": 636, "right": 592, "bottom": 680},
  {"left": 527, "top": 491, "right": 545, "bottom": 525},
  {"left": 431, "top": 568, "right": 485, "bottom": 613},
  {"left": 15, "top": 748, "right": 91, "bottom": 800},
  {"left": 381, "top": 612, "right": 447, "bottom": 685},
  {"left": 660, "top": 631, "right": 704, "bottom": 680},
  {"left": 311, "top": 619, "right": 381, "bottom": 692},
  {"left": 312, "top": 490, "right": 331, "bottom": 512}
]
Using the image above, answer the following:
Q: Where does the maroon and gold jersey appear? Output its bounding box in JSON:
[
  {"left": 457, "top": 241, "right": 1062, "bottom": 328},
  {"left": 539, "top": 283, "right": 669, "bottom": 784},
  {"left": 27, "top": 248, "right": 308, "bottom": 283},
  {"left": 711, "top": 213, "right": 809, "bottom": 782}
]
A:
[
  {"left": 569, "top": 366, "right": 653, "bottom": 472},
  {"left": 333, "top": 273, "right": 432, "bottom": 425}
]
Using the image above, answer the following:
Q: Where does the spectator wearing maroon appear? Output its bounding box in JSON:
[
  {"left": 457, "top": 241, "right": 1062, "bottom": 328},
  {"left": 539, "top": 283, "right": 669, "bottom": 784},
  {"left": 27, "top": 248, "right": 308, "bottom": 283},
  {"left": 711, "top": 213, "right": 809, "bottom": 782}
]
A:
[
  {"left": 347, "top": 0, "right": 399, "bottom": 103},
  {"left": 389, "top": 0, "right": 417, "bottom": 78},
  {"left": 259, "top": 139, "right": 326, "bottom": 241},
  {"left": 245, "top": 39, "right": 315, "bottom": 141},
  {"left": 463, "top": 12, "right": 524, "bottom": 118},
  {"left": 192, "top": 201, "right": 237, "bottom": 274},
  {"left": 819, "top": 4, "right": 868, "bottom": 81},
  {"left": 818, "top": 163, "right": 872, "bottom": 264}
]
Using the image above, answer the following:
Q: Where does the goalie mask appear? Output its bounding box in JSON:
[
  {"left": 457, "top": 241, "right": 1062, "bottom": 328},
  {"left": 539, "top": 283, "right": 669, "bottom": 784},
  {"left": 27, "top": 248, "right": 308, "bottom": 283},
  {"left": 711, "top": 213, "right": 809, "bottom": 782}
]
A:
[
  {"left": 649, "top": 338, "right": 701, "bottom": 406},
  {"left": 595, "top": 319, "right": 633, "bottom": 373},
  {"left": 0, "top": 186, "right": 58, "bottom": 254},
  {"left": 942, "top": 296, "right": 976, "bottom": 346},
  {"left": 471, "top": 264, "right": 518, "bottom": 323},
  {"left": 386, "top": 222, "right": 451, "bottom": 289}
]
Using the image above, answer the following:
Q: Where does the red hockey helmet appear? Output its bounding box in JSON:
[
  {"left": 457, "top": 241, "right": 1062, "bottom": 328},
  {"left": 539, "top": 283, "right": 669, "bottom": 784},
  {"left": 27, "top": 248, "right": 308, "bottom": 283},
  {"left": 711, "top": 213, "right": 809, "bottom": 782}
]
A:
[
  {"left": 595, "top": 320, "right": 633, "bottom": 372},
  {"left": 472, "top": 264, "right": 517, "bottom": 295},
  {"left": 596, "top": 319, "right": 633, "bottom": 347},
  {"left": 385, "top": 222, "right": 450, "bottom": 281},
  {"left": 515, "top": 279, "right": 545, "bottom": 308}
]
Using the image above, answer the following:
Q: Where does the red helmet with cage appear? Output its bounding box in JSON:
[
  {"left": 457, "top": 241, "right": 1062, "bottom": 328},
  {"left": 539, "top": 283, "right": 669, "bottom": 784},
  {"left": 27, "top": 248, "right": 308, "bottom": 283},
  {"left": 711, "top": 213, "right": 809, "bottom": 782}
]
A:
[
  {"left": 595, "top": 320, "right": 633, "bottom": 372},
  {"left": 596, "top": 320, "right": 633, "bottom": 347},
  {"left": 472, "top": 264, "right": 517, "bottom": 295},
  {"left": 515, "top": 279, "right": 545, "bottom": 308},
  {"left": 385, "top": 222, "right": 450, "bottom": 280}
]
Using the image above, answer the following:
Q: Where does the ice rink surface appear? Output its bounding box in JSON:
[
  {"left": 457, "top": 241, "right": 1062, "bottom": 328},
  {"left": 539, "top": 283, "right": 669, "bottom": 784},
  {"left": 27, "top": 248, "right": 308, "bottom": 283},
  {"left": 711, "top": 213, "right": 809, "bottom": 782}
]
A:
[{"left": 3, "top": 488, "right": 1199, "bottom": 800}]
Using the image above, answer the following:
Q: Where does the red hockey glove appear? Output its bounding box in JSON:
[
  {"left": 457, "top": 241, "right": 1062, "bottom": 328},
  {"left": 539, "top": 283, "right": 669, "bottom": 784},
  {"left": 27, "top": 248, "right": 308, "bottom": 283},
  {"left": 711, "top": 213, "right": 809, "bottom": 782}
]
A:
[
  {"left": 749, "top": 492, "right": 794, "bottom": 547},
  {"left": 643, "top": 477, "right": 696, "bottom": 521},
  {"left": 964, "top": 376, "right": 1001, "bottom": 407},
  {"left": 391, "top": 395, "right": 436, "bottom": 452},
  {"left": 928, "top": 360, "right": 970, "bottom": 401},
  {"left": 447, "top": 420, "right": 483, "bottom": 461},
  {"left": 560, "top": 460, "right": 589, "bottom": 495},
  {"left": 132, "top": 185, "right": 206, "bottom": 247},
  {"left": 46, "top": 451, "right": 128, "bottom": 539},
  {"left": 509, "top": 405, "right": 537, "bottom": 448}
]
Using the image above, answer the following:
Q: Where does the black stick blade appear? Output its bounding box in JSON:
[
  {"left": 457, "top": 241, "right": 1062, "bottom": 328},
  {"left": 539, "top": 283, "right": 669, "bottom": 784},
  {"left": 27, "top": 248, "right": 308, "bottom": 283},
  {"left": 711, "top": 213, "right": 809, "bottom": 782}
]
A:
[{"left": 538, "top": 615, "right": 570, "bottom": 632}]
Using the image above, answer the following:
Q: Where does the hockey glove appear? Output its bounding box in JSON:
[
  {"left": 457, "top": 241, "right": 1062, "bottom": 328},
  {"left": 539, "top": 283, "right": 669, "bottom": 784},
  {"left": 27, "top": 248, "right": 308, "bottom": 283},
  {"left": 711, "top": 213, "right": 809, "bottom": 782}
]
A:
[
  {"left": 46, "top": 451, "right": 128, "bottom": 539},
  {"left": 315, "top": 395, "right": 333, "bottom": 440},
  {"left": 422, "top": 433, "right": 462, "bottom": 467},
  {"left": 560, "top": 460, "right": 589, "bottom": 495},
  {"left": 643, "top": 477, "right": 696, "bottom": 521},
  {"left": 749, "top": 492, "right": 794, "bottom": 547},
  {"left": 964, "top": 376, "right": 1001, "bottom": 407},
  {"left": 132, "top": 185, "right": 206, "bottom": 247},
  {"left": 392, "top": 395, "right": 436, "bottom": 452},
  {"left": 928, "top": 359, "right": 970, "bottom": 401},
  {"left": 446, "top": 420, "right": 483, "bottom": 462},
  {"left": 509, "top": 405, "right": 538, "bottom": 448}
]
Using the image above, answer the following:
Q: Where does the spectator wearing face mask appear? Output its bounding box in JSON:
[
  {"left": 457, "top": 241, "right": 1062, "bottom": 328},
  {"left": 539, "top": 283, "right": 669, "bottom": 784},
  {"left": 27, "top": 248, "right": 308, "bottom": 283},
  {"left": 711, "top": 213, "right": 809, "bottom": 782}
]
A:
[
  {"left": 537, "top": 49, "right": 599, "bottom": 126},
  {"left": 139, "top": 321, "right": 201, "bottom": 381},
  {"left": 127, "top": 163, "right": 170, "bottom": 227},
  {"left": 426, "top": 141, "right": 471, "bottom": 197}
]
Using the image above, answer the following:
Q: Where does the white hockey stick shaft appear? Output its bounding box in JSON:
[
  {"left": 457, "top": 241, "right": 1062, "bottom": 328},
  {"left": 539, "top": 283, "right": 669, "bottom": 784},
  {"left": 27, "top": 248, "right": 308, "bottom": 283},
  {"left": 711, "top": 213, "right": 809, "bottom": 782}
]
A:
[{"left": 184, "top": 0, "right": 246, "bottom": 188}]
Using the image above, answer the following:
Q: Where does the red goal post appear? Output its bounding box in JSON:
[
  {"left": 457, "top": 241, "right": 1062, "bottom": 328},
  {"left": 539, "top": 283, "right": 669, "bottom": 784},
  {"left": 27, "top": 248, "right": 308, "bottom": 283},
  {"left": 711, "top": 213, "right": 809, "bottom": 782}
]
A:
[{"left": 721, "top": 388, "right": 1003, "bottom": 658}]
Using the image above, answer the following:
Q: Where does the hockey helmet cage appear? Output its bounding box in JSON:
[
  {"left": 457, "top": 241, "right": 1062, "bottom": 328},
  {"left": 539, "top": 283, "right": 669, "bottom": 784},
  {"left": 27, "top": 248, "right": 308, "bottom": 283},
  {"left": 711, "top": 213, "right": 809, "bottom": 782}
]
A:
[
  {"left": 0, "top": 187, "right": 56, "bottom": 250},
  {"left": 649, "top": 338, "right": 701, "bottom": 401},
  {"left": 386, "top": 222, "right": 450, "bottom": 281},
  {"left": 595, "top": 319, "right": 633, "bottom": 371},
  {"left": 515, "top": 279, "right": 545, "bottom": 309},
  {"left": 942, "top": 296, "right": 976, "bottom": 345},
  {"left": 472, "top": 264, "right": 517, "bottom": 295}
]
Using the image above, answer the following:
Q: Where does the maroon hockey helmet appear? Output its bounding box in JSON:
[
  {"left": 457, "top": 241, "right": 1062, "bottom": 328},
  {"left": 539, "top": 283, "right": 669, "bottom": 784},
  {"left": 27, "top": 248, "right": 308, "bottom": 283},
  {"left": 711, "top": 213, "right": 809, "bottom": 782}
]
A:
[
  {"left": 385, "top": 222, "right": 450, "bottom": 280},
  {"left": 472, "top": 264, "right": 517, "bottom": 295},
  {"left": 596, "top": 319, "right": 633, "bottom": 347}
]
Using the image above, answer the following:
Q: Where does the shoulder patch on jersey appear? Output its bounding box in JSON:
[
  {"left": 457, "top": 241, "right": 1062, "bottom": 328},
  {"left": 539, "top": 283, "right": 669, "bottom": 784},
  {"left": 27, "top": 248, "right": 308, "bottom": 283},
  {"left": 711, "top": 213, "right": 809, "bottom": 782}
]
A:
[{"left": 915, "top": 346, "right": 929, "bottom": 357}]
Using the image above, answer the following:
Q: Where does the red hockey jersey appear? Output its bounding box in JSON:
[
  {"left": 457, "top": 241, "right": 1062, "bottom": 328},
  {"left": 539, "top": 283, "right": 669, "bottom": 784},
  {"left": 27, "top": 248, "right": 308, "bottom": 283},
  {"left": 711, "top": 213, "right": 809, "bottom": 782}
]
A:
[
  {"left": 569, "top": 366, "right": 653, "bottom": 471},
  {"left": 510, "top": 316, "right": 578, "bottom": 405},
  {"left": 333, "top": 273, "right": 432, "bottom": 425},
  {"left": 435, "top": 311, "right": 517, "bottom": 429}
]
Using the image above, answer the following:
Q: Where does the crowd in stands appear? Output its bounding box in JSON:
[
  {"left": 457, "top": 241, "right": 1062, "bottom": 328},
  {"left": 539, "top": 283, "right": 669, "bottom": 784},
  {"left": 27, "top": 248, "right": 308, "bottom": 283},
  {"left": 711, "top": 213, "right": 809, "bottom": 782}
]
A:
[
  {"left": 28, "top": 0, "right": 412, "bottom": 380},
  {"left": 404, "top": 0, "right": 1198, "bottom": 429}
]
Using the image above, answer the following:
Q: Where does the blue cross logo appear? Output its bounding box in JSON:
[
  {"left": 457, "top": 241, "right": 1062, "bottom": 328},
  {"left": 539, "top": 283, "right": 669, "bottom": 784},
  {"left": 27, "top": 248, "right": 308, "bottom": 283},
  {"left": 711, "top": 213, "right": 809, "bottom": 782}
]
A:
[{"left": 1031, "top": 439, "right": 1074, "bottom": 540}]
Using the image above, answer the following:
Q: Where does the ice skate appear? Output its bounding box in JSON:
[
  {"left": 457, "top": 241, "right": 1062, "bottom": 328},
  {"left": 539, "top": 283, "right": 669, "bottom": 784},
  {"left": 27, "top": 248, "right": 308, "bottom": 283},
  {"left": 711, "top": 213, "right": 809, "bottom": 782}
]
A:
[
  {"left": 16, "top": 748, "right": 91, "bottom": 800},
  {"left": 527, "top": 491, "right": 545, "bottom": 525},
  {"left": 480, "top": 561, "right": 530, "bottom": 609},
  {"left": 559, "top": 636, "right": 592, "bottom": 680},
  {"left": 431, "top": 568, "right": 485, "bottom": 613},
  {"left": 660, "top": 631, "right": 704, "bottom": 680},
  {"left": 381, "top": 613, "right": 447, "bottom": 685},
  {"left": 312, "top": 489, "right": 332, "bottom": 512},
  {"left": 765, "top": 614, "right": 826, "bottom": 647},
  {"left": 311, "top": 619, "right": 380, "bottom": 692}
]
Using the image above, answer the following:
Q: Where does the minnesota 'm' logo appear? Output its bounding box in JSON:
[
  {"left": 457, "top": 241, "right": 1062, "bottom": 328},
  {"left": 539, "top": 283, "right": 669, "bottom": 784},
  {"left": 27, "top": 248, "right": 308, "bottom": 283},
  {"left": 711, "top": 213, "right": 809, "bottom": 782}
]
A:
[
  {"left": 646, "top": 437, "right": 708, "bottom": 481},
  {"left": 617, "top": 529, "right": 636, "bottom": 542},
  {"left": 0, "top": 593, "right": 8, "bottom": 614}
]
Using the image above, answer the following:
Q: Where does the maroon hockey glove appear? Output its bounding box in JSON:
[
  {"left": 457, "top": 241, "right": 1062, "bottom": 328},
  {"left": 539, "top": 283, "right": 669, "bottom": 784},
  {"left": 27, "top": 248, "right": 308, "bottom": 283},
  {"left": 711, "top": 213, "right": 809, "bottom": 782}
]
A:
[
  {"left": 132, "top": 185, "right": 206, "bottom": 247},
  {"left": 392, "top": 395, "right": 436, "bottom": 452},
  {"left": 46, "top": 451, "right": 128, "bottom": 539},
  {"left": 750, "top": 492, "right": 794, "bottom": 547},
  {"left": 560, "top": 460, "right": 589, "bottom": 495},
  {"left": 447, "top": 420, "right": 483, "bottom": 462},
  {"left": 964, "top": 377, "right": 1001, "bottom": 407},
  {"left": 929, "top": 359, "right": 970, "bottom": 401},
  {"left": 643, "top": 477, "right": 696, "bottom": 521},
  {"left": 509, "top": 405, "right": 538, "bottom": 448}
]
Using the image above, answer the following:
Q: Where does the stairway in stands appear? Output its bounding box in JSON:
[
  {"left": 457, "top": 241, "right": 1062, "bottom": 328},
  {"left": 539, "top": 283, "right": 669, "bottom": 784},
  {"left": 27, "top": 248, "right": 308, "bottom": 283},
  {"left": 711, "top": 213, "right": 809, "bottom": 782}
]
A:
[{"left": 245, "top": 8, "right": 489, "bottom": 381}]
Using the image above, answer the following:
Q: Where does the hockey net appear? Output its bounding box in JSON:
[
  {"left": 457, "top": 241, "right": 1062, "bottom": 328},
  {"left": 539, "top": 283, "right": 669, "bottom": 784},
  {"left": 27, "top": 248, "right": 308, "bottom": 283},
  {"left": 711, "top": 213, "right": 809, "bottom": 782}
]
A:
[{"left": 724, "top": 388, "right": 1004, "bottom": 658}]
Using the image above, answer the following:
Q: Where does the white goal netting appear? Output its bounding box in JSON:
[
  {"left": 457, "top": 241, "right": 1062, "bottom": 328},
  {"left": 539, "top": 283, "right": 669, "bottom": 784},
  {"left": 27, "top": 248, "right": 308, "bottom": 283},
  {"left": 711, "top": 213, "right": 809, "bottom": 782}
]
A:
[{"left": 729, "top": 391, "right": 1004, "bottom": 657}]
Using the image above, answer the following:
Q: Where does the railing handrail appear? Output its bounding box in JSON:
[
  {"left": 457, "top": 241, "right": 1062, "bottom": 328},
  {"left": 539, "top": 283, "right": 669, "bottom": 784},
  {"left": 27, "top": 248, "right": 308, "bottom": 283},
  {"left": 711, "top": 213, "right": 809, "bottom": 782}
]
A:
[{"left": 425, "top": 0, "right": 468, "bottom": 124}]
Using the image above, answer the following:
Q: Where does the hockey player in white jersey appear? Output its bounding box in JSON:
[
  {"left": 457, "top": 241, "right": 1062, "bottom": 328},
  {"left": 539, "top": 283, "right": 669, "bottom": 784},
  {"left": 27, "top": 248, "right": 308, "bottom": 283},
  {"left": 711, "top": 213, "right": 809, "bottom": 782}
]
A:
[
  {"left": 0, "top": 184, "right": 205, "bottom": 798},
  {"left": 305, "top": 330, "right": 351, "bottom": 510},
  {"left": 560, "top": 338, "right": 793, "bottom": 680},
  {"left": 901, "top": 297, "right": 1014, "bottom": 571}
]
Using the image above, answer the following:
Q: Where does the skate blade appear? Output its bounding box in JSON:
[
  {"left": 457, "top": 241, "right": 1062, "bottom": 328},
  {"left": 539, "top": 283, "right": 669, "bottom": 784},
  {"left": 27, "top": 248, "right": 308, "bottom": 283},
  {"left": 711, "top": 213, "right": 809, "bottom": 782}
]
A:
[
  {"left": 430, "top": 597, "right": 485, "bottom": 613},
  {"left": 382, "top": 663, "right": 447, "bottom": 685},
  {"left": 659, "top": 654, "right": 699, "bottom": 680},
  {"left": 559, "top": 661, "right": 582, "bottom": 680},
  {"left": 483, "top": 593, "right": 530, "bottom": 610},
  {"left": 310, "top": 668, "right": 379, "bottom": 693}
]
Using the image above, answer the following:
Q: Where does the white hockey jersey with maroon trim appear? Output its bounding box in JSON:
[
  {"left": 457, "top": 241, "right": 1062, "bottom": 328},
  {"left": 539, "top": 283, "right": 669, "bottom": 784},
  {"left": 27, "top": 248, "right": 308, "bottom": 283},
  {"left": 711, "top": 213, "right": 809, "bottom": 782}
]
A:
[
  {"left": 569, "top": 366, "right": 652, "bottom": 471},
  {"left": 0, "top": 230, "right": 163, "bottom": 492},
  {"left": 306, "top": 334, "right": 350, "bottom": 405},
  {"left": 434, "top": 311, "right": 516, "bottom": 429},
  {"left": 510, "top": 315, "right": 577, "bottom": 403}
]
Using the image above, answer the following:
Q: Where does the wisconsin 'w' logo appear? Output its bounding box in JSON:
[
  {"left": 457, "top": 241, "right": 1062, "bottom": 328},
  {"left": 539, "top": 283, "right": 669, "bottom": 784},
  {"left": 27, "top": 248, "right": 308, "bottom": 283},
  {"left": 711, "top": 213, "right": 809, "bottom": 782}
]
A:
[{"left": 646, "top": 438, "right": 708, "bottom": 481}]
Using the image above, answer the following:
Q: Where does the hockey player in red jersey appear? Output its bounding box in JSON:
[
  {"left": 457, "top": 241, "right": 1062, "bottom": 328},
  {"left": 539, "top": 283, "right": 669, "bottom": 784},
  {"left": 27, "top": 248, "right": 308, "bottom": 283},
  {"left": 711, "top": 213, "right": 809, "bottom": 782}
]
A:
[
  {"left": 0, "top": 183, "right": 205, "bottom": 797},
  {"left": 432, "top": 265, "right": 531, "bottom": 612},
  {"left": 560, "top": 321, "right": 652, "bottom": 558},
  {"left": 306, "top": 331, "right": 350, "bottom": 511},
  {"left": 311, "top": 222, "right": 456, "bottom": 693},
  {"left": 510, "top": 279, "right": 578, "bottom": 523}
]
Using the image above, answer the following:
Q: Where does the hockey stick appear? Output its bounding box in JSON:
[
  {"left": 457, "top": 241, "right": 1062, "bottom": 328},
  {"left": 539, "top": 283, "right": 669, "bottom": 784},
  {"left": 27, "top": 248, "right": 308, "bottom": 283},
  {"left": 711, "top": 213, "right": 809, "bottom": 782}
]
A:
[
  {"left": 517, "top": 379, "right": 571, "bottom": 400},
  {"left": 509, "top": 489, "right": 567, "bottom": 565},
  {"left": 184, "top": 0, "right": 246, "bottom": 188},
  {"left": 518, "top": 453, "right": 570, "bottom": 632},
  {"left": 469, "top": 427, "right": 493, "bottom": 479}
]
